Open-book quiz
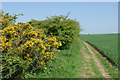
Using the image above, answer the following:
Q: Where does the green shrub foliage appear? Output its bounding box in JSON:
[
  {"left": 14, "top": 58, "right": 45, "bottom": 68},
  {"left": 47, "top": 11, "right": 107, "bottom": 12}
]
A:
[{"left": 29, "top": 13, "right": 81, "bottom": 49}]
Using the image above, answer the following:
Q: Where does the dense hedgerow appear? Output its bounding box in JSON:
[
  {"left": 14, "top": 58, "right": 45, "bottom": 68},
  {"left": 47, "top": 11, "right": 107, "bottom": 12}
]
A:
[
  {"left": 29, "top": 13, "right": 81, "bottom": 49},
  {"left": 1, "top": 11, "right": 62, "bottom": 78}
]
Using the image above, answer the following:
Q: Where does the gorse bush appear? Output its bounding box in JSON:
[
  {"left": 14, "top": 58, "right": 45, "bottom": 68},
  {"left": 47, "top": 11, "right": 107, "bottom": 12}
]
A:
[
  {"left": 1, "top": 11, "right": 62, "bottom": 78},
  {"left": 2, "top": 22, "right": 61, "bottom": 70},
  {"left": 29, "top": 13, "right": 81, "bottom": 49}
]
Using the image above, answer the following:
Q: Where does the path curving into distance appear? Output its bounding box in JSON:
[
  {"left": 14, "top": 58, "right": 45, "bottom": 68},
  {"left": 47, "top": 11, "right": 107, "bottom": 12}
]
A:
[{"left": 78, "top": 40, "right": 117, "bottom": 79}]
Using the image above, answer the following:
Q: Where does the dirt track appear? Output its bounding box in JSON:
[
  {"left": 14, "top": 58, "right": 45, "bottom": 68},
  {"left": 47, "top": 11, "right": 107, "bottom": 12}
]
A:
[{"left": 80, "top": 41, "right": 112, "bottom": 78}]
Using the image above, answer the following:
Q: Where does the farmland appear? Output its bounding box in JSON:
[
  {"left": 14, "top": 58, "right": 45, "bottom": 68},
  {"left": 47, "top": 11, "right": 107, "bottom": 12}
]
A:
[{"left": 80, "top": 33, "right": 118, "bottom": 67}]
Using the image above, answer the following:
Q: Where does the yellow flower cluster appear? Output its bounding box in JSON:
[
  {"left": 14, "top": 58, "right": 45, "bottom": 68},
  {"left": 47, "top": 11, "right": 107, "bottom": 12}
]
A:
[
  {"left": 46, "top": 36, "right": 62, "bottom": 49},
  {"left": 2, "top": 39, "right": 12, "bottom": 51},
  {"left": 24, "top": 41, "right": 34, "bottom": 48},
  {"left": 2, "top": 24, "right": 16, "bottom": 38},
  {"left": 1, "top": 25, "right": 17, "bottom": 52}
]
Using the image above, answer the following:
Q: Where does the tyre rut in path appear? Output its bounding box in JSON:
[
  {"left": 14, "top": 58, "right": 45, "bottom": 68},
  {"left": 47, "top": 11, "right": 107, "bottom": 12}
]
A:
[
  {"left": 82, "top": 41, "right": 111, "bottom": 78},
  {"left": 79, "top": 43, "right": 95, "bottom": 78}
]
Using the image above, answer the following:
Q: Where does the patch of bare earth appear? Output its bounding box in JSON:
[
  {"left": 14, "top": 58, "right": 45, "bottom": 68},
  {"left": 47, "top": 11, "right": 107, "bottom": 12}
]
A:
[{"left": 82, "top": 41, "right": 111, "bottom": 78}]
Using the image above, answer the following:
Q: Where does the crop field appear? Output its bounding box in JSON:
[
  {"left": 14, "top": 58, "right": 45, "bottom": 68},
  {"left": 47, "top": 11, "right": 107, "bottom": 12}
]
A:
[{"left": 80, "top": 34, "right": 118, "bottom": 67}]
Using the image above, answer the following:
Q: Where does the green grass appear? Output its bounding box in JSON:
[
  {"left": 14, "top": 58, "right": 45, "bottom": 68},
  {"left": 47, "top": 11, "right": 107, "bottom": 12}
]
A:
[{"left": 80, "top": 33, "right": 118, "bottom": 67}]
